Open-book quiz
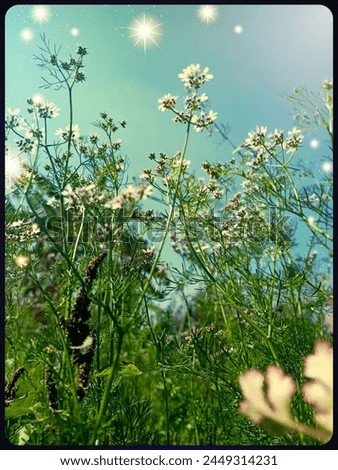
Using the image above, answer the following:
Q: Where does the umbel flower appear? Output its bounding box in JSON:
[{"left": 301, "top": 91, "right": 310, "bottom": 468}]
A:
[
  {"left": 178, "top": 63, "right": 213, "bottom": 90},
  {"left": 158, "top": 94, "right": 178, "bottom": 112},
  {"left": 104, "top": 185, "right": 152, "bottom": 210},
  {"left": 158, "top": 64, "right": 217, "bottom": 133},
  {"left": 55, "top": 123, "right": 80, "bottom": 141},
  {"left": 238, "top": 340, "right": 333, "bottom": 443},
  {"left": 27, "top": 98, "right": 60, "bottom": 119}
]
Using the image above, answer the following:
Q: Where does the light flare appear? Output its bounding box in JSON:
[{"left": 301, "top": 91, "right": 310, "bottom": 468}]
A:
[
  {"left": 70, "top": 27, "right": 80, "bottom": 37},
  {"left": 129, "top": 14, "right": 162, "bottom": 53},
  {"left": 198, "top": 5, "right": 218, "bottom": 24},
  {"left": 32, "top": 93, "right": 44, "bottom": 105},
  {"left": 14, "top": 254, "right": 29, "bottom": 269},
  {"left": 310, "top": 138, "right": 320, "bottom": 149},
  {"left": 322, "top": 161, "right": 332, "bottom": 173},
  {"left": 31, "top": 5, "right": 51, "bottom": 24},
  {"left": 6, "top": 154, "right": 22, "bottom": 180},
  {"left": 20, "top": 28, "right": 34, "bottom": 43},
  {"left": 5, "top": 151, "right": 27, "bottom": 191}
]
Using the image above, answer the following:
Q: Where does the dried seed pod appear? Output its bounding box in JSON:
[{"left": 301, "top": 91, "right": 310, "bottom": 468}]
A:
[
  {"left": 66, "top": 253, "right": 106, "bottom": 400},
  {"left": 71, "top": 289, "right": 91, "bottom": 323},
  {"left": 45, "top": 364, "right": 58, "bottom": 410},
  {"left": 85, "top": 252, "right": 107, "bottom": 285},
  {"left": 5, "top": 366, "right": 25, "bottom": 407}
]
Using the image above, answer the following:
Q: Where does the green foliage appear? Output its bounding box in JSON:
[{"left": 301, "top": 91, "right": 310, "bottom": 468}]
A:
[{"left": 5, "top": 37, "right": 332, "bottom": 446}]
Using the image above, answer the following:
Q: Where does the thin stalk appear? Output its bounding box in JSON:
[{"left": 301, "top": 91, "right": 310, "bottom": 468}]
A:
[
  {"left": 71, "top": 207, "right": 86, "bottom": 262},
  {"left": 63, "top": 87, "right": 74, "bottom": 179},
  {"left": 90, "top": 328, "right": 124, "bottom": 445},
  {"left": 144, "top": 298, "right": 170, "bottom": 444},
  {"left": 182, "top": 235, "right": 280, "bottom": 363},
  {"left": 161, "top": 370, "right": 170, "bottom": 445},
  {"left": 28, "top": 272, "right": 81, "bottom": 421},
  {"left": 135, "top": 122, "right": 192, "bottom": 313}
]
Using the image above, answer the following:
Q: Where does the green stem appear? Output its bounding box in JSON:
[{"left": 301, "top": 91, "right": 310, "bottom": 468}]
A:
[
  {"left": 71, "top": 207, "right": 86, "bottom": 262},
  {"left": 144, "top": 297, "right": 170, "bottom": 444},
  {"left": 161, "top": 370, "right": 170, "bottom": 445},
  {"left": 90, "top": 328, "right": 124, "bottom": 445},
  {"left": 63, "top": 83, "right": 74, "bottom": 184},
  {"left": 28, "top": 272, "right": 81, "bottom": 420},
  {"left": 135, "top": 122, "right": 192, "bottom": 313}
]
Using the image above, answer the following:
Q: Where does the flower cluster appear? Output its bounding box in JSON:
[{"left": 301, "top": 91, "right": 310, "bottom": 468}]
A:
[
  {"left": 5, "top": 108, "right": 45, "bottom": 156},
  {"left": 157, "top": 64, "right": 217, "bottom": 133},
  {"left": 55, "top": 124, "right": 81, "bottom": 141},
  {"left": 140, "top": 168, "right": 155, "bottom": 183},
  {"left": 7, "top": 219, "right": 41, "bottom": 242},
  {"left": 191, "top": 110, "right": 218, "bottom": 133},
  {"left": 170, "top": 228, "right": 190, "bottom": 256},
  {"left": 244, "top": 126, "right": 267, "bottom": 149},
  {"left": 27, "top": 98, "right": 60, "bottom": 119},
  {"left": 61, "top": 182, "right": 104, "bottom": 211},
  {"left": 284, "top": 126, "right": 303, "bottom": 153},
  {"left": 242, "top": 125, "right": 303, "bottom": 155},
  {"left": 184, "top": 92, "right": 208, "bottom": 111},
  {"left": 5, "top": 107, "right": 24, "bottom": 130},
  {"left": 158, "top": 94, "right": 178, "bottom": 112},
  {"left": 47, "top": 45, "right": 88, "bottom": 85},
  {"left": 178, "top": 64, "right": 213, "bottom": 90},
  {"left": 104, "top": 185, "right": 152, "bottom": 210},
  {"left": 239, "top": 340, "right": 333, "bottom": 443}
]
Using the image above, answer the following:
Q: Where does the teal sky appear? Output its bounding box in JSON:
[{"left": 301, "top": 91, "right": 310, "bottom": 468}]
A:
[
  {"left": 5, "top": 4, "right": 333, "bottom": 177},
  {"left": 5, "top": 4, "right": 333, "bottom": 284}
]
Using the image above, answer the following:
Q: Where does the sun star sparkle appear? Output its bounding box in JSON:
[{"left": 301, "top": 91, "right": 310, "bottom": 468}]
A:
[
  {"left": 5, "top": 152, "right": 26, "bottom": 191},
  {"left": 309, "top": 138, "right": 320, "bottom": 149},
  {"left": 20, "top": 28, "right": 34, "bottom": 44},
  {"left": 198, "top": 5, "right": 218, "bottom": 24},
  {"left": 32, "top": 93, "right": 44, "bottom": 105},
  {"left": 129, "top": 14, "right": 162, "bottom": 53},
  {"left": 234, "top": 24, "right": 243, "bottom": 34},
  {"left": 14, "top": 254, "right": 30, "bottom": 269},
  {"left": 31, "top": 5, "right": 51, "bottom": 24},
  {"left": 70, "top": 27, "right": 80, "bottom": 37},
  {"left": 322, "top": 161, "right": 333, "bottom": 173}
]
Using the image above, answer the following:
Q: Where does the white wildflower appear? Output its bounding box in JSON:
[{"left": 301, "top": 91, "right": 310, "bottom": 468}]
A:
[
  {"left": 104, "top": 185, "right": 152, "bottom": 210},
  {"left": 178, "top": 64, "right": 213, "bottom": 89},
  {"left": 6, "top": 107, "right": 20, "bottom": 116},
  {"left": 10, "top": 220, "right": 25, "bottom": 228},
  {"left": 46, "top": 196, "right": 59, "bottom": 208},
  {"left": 140, "top": 169, "right": 155, "bottom": 182},
  {"left": 184, "top": 92, "right": 209, "bottom": 111},
  {"left": 268, "top": 129, "right": 284, "bottom": 146},
  {"left": 33, "top": 100, "right": 60, "bottom": 119},
  {"left": 158, "top": 94, "right": 178, "bottom": 112},
  {"left": 191, "top": 110, "right": 217, "bottom": 132},
  {"left": 55, "top": 124, "right": 80, "bottom": 141},
  {"left": 284, "top": 127, "right": 303, "bottom": 153},
  {"left": 244, "top": 126, "right": 267, "bottom": 149}
]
